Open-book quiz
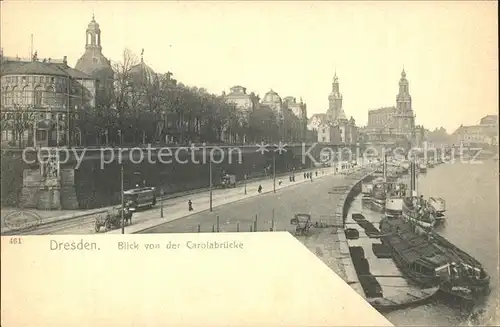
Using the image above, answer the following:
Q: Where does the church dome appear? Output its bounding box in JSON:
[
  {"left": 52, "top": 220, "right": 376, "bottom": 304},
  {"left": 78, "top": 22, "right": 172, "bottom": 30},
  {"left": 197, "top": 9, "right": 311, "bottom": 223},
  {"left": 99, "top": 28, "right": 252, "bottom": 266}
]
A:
[
  {"left": 87, "top": 15, "right": 100, "bottom": 32},
  {"left": 130, "top": 58, "right": 156, "bottom": 82},
  {"left": 262, "top": 89, "right": 282, "bottom": 104}
]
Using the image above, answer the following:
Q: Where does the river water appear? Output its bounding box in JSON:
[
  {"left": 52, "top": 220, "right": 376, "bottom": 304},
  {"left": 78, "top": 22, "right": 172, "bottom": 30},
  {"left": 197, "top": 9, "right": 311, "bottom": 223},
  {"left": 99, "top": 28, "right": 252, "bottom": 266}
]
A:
[{"left": 349, "top": 159, "right": 499, "bottom": 326}]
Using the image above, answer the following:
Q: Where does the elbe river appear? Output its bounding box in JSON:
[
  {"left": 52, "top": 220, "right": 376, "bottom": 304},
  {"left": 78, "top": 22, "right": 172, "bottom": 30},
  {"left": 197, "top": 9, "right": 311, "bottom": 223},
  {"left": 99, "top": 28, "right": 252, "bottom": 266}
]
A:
[{"left": 381, "top": 159, "right": 499, "bottom": 326}]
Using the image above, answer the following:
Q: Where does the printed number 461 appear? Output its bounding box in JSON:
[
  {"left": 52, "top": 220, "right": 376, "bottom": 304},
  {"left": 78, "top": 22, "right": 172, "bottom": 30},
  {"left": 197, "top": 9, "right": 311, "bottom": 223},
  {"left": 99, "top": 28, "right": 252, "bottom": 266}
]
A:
[{"left": 10, "top": 237, "right": 22, "bottom": 244}]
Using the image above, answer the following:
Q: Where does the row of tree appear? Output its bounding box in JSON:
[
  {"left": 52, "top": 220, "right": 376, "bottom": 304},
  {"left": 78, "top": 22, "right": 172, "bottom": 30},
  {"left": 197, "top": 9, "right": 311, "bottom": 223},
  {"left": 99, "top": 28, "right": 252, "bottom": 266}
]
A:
[
  {"left": 74, "top": 49, "right": 307, "bottom": 146},
  {"left": 0, "top": 48, "right": 309, "bottom": 148}
]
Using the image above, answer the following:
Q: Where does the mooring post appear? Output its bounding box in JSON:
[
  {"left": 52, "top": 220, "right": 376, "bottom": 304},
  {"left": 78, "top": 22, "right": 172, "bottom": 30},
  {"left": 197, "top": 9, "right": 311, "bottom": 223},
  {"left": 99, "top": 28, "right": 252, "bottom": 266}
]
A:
[
  {"left": 216, "top": 215, "right": 220, "bottom": 232},
  {"left": 197, "top": 224, "right": 201, "bottom": 233},
  {"left": 254, "top": 214, "right": 258, "bottom": 232}
]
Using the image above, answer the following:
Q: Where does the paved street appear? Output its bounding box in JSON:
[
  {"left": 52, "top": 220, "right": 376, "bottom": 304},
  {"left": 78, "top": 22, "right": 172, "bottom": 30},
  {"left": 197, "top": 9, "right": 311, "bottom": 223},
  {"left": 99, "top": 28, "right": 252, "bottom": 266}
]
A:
[
  {"left": 24, "top": 166, "right": 353, "bottom": 235},
  {"left": 142, "top": 169, "right": 368, "bottom": 235}
]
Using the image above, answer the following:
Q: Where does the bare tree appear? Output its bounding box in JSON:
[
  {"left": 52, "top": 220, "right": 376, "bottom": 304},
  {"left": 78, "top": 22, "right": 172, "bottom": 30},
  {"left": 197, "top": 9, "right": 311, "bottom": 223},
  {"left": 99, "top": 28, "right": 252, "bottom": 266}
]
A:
[
  {"left": 2, "top": 104, "right": 36, "bottom": 148},
  {"left": 112, "top": 48, "right": 140, "bottom": 144}
]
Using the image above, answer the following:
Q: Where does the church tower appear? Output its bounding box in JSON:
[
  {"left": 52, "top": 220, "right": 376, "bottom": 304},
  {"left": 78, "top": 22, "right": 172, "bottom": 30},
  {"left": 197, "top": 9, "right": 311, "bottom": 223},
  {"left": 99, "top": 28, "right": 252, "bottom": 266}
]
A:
[
  {"left": 396, "top": 69, "right": 412, "bottom": 112},
  {"left": 395, "top": 69, "right": 415, "bottom": 140},
  {"left": 328, "top": 72, "right": 343, "bottom": 122},
  {"left": 75, "top": 15, "right": 114, "bottom": 100}
]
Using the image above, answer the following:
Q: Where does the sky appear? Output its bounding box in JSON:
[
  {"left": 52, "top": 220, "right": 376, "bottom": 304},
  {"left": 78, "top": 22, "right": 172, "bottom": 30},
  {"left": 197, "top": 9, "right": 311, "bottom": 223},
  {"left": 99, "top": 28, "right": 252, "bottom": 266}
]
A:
[{"left": 1, "top": 1, "right": 498, "bottom": 132}]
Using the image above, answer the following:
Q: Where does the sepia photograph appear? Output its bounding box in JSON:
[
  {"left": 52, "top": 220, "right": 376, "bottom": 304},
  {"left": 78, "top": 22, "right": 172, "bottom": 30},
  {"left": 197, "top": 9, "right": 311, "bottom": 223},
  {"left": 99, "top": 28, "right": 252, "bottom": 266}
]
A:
[{"left": 1, "top": 1, "right": 498, "bottom": 326}]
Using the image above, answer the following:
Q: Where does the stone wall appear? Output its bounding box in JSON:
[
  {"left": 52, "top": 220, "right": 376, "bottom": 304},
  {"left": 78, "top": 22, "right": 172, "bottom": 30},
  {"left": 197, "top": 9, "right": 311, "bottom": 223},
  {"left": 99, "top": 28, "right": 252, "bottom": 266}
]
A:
[{"left": 2, "top": 144, "right": 352, "bottom": 209}]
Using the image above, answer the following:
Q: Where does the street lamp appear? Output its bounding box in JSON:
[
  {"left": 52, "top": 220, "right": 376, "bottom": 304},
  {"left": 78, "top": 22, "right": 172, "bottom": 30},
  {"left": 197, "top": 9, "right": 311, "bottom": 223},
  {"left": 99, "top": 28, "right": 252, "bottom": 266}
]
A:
[
  {"left": 208, "top": 144, "right": 213, "bottom": 211},
  {"left": 244, "top": 173, "right": 247, "bottom": 195},
  {"left": 273, "top": 153, "right": 276, "bottom": 193},
  {"left": 160, "top": 188, "right": 164, "bottom": 218},
  {"left": 121, "top": 163, "right": 124, "bottom": 234}
]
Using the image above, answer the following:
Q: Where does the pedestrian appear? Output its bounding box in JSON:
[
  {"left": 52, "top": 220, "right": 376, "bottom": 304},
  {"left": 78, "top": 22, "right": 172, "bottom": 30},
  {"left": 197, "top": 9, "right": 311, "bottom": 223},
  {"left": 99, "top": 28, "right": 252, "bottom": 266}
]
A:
[
  {"left": 304, "top": 172, "right": 306, "bottom": 179},
  {"left": 188, "top": 199, "right": 193, "bottom": 211},
  {"left": 315, "top": 171, "right": 318, "bottom": 177},
  {"left": 279, "top": 180, "right": 282, "bottom": 186},
  {"left": 258, "top": 185, "right": 262, "bottom": 193}
]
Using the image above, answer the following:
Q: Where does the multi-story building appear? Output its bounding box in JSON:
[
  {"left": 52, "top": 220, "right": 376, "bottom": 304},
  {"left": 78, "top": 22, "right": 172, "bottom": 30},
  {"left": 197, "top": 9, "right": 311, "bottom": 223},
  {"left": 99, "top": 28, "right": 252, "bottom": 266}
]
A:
[
  {"left": 365, "top": 70, "right": 416, "bottom": 146},
  {"left": 452, "top": 115, "right": 498, "bottom": 146},
  {"left": 282, "top": 96, "right": 308, "bottom": 142},
  {"left": 317, "top": 122, "right": 339, "bottom": 143},
  {"left": 223, "top": 85, "right": 260, "bottom": 144},
  {"left": 0, "top": 52, "right": 97, "bottom": 148},
  {"left": 310, "top": 73, "right": 357, "bottom": 145},
  {"left": 224, "top": 85, "right": 259, "bottom": 118},
  {"left": 307, "top": 113, "right": 327, "bottom": 132},
  {"left": 480, "top": 115, "right": 498, "bottom": 126}
]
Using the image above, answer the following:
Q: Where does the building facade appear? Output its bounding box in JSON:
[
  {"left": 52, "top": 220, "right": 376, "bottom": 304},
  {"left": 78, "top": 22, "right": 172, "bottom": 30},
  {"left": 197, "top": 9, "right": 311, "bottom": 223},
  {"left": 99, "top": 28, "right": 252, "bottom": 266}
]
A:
[
  {"left": 307, "top": 73, "right": 357, "bottom": 145},
  {"left": 365, "top": 70, "right": 416, "bottom": 146},
  {"left": 0, "top": 53, "right": 97, "bottom": 148},
  {"left": 452, "top": 115, "right": 498, "bottom": 146},
  {"left": 282, "top": 96, "right": 308, "bottom": 142}
]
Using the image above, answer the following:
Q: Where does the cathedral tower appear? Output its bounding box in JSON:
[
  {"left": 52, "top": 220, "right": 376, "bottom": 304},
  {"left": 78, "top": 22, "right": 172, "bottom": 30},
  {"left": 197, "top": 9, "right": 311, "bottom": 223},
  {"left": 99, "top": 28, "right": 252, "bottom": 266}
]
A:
[
  {"left": 328, "top": 72, "right": 346, "bottom": 122},
  {"left": 328, "top": 73, "right": 343, "bottom": 121},
  {"left": 396, "top": 69, "right": 412, "bottom": 112},
  {"left": 395, "top": 69, "right": 415, "bottom": 140}
]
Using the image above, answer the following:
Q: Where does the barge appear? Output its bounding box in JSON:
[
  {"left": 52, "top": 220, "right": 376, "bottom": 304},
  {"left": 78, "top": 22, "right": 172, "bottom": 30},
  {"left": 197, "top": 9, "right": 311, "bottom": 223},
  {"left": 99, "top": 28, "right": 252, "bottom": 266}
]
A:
[{"left": 379, "top": 217, "right": 490, "bottom": 302}]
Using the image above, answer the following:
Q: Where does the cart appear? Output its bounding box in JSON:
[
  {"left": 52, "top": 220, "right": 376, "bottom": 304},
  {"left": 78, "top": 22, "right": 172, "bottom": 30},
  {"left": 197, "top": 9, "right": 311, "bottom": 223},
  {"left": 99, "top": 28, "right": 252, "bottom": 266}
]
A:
[
  {"left": 290, "top": 213, "right": 313, "bottom": 235},
  {"left": 94, "top": 206, "right": 133, "bottom": 232}
]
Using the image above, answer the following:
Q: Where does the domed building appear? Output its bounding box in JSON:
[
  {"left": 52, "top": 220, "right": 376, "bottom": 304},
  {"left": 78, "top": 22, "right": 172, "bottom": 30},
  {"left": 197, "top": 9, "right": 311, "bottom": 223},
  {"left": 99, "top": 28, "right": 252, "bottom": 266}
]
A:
[
  {"left": 75, "top": 15, "right": 114, "bottom": 100},
  {"left": 129, "top": 51, "right": 156, "bottom": 84},
  {"left": 1, "top": 51, "right": 97, "bottom": 148},
  {"left": 261, "top": 89, "right": 283, "bottom": 117}
]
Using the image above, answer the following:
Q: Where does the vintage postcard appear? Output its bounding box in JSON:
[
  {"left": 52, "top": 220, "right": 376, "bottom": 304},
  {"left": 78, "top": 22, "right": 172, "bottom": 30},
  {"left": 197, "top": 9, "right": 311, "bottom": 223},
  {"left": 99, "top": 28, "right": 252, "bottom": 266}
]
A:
[{"left": 1, "top": 1, "right": 498, "bottom": 326}]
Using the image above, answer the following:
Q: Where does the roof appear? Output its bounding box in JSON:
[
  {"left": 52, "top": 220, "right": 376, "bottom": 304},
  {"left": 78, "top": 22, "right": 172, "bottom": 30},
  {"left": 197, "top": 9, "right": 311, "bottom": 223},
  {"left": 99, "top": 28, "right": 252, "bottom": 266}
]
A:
[
  {"left": 262, "top": 89, "right": 282, "bottom": 103},
  {"left": 130, "top": 59, "right": 156, "bottom": 79},
  {"left": 48, "top": 63, "right": 93, "bottom": 79},
  {"left": 1, "top": 60, "right": 68, "bottom": 77},
  {"left": 369, "top": 106, "right": 396, "bottom": 113},
  {"left": 308, "top": 113, "right": 327, "bottom": 122}
]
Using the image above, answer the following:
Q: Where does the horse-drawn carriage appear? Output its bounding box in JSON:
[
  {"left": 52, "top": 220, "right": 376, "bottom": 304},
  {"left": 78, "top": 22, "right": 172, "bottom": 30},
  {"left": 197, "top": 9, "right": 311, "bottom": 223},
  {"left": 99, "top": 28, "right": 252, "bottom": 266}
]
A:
[
  {"left": 290, "top": 213, "right": 313, "bottom": 235},
  {"left": 94, "top": 205, "right": 133, "bottom": 232}
]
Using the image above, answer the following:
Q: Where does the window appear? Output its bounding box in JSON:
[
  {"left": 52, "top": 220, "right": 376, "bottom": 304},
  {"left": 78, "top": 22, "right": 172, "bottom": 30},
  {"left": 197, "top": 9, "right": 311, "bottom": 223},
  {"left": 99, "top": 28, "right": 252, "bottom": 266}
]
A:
[
  {"left": 22, "top": 86, "right": 30, "bottom": 105},
  {"left": 44, "top": 87, "right": 55, "bottom": 106},
  {"left": 34, "top": 86, "right": 43, "bottom": 106},
  {"left": 11, "top": 86, "right": 19, "bottom": 105}
]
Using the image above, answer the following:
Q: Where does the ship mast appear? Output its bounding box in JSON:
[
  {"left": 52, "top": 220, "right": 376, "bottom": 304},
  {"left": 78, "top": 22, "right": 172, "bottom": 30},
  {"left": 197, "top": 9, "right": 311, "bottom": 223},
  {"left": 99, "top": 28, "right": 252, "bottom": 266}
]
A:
[
  {"left": 410, "top": 159, "right": 418, "bottom": 196},
  {"left": 383, "top": 153, "right": 387, "bottom": 182}
]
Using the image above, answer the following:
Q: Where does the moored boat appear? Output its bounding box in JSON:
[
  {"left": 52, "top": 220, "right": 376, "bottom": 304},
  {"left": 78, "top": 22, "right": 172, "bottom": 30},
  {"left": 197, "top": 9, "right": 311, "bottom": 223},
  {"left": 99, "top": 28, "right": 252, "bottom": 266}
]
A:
[
  {"left": 401, "top": 196, "right": 435, "bottom": 230},
  {"left": 384, "top": 183, "right": 407, "bottom": 218},
  {"left": 370, "top": 180, "right": 386, "bottom": 212},
  {"left": 428, "top": 197, "right": 446, "bottom": 223},
  {"left": 379, "top": 217, "right": 490, "bottom": 302}
]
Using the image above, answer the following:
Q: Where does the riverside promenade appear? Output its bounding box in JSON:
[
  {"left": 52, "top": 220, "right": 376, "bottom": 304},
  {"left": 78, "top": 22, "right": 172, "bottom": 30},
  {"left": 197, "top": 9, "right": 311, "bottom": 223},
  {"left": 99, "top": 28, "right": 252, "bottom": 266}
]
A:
[
  {"left": 141, "top": 165, "right": 373, "bottom": 298},
  {"left": 3, "top": 164, "right": 352, "bottom": 235}
]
